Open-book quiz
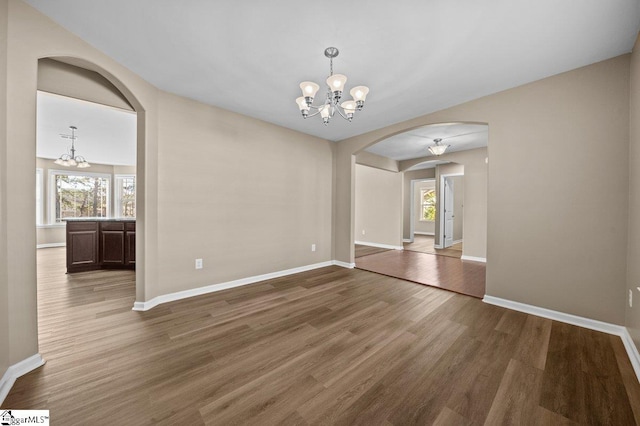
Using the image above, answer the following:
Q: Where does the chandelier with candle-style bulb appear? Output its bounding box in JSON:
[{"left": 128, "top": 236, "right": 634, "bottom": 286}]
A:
[
  {"left": 296, "top": 47, "right": 370, "bottom": 125},
  {"left": 54, "top": 126, "right": 91, "bottom": 168}
]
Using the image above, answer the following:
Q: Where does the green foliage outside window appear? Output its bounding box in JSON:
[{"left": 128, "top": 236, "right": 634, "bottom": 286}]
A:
[
  {"left": 55, "top": 174, "right": 109, "bottom": 222},
  {"left": 118, "top": 176, "right": 136, "bottom": 217},
  {"left": 421, "top": 189, "right": 436, "bottom": 221}
]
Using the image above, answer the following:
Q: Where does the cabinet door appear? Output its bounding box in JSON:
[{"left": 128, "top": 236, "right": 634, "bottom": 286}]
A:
[
  {"left": 100, "top": 221, "right": 126, "bottom": 266},
  {"left": 67, "top": 222, "right": 99, "bottom": 273},
  {"left": 125, "top": 231, "right": 136, "bottom": 266}
]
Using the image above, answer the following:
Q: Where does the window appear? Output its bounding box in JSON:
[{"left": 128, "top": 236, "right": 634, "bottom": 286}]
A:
[
  {"left": 115, "top": 175, "right": 136, "bottom": 218},
  {"left": 420, "top": 189, "right": 436, "bottom": 221},
  {"left": 36, "top": 168, "right": 43, "bottom": 225},
  {"left": 49, "top": 170, "right": 110, "bottom": 223}
]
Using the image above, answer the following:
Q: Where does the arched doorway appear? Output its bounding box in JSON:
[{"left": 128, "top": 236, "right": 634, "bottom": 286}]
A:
[{"left": 38, "top": 56, "right": 148, "bottom": 305}]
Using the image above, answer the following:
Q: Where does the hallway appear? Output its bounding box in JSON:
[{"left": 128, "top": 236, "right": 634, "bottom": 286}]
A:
[
  {"left": 355, "top": 249, "right": 485, "bottom": 299},
  {"left": 403, "top": 235, "right": 463, "bottom": 258},
  {"left": 355, "top": 235, "right": 484, "bottom": 298}
]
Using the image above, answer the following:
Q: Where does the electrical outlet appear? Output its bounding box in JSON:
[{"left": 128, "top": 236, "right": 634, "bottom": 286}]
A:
[
  {"left": 630, "top": 289, "right": 633, "bottom": 308},
  {"left": 195, "top": 258, "right": 203, "bottom": 270},
  {"left": 311, "top": 244, "right": 316, "bottom": 252},
  {"left": 362, "top": 229, "right": 365, "bottom": 235}
]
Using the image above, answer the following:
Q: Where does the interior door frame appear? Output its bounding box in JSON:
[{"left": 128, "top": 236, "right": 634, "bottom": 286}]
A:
[{"left": 438, "top": 172, "right": 464, "bottom": 248}]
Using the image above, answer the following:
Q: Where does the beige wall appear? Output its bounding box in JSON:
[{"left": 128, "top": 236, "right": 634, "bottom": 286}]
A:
[
  {"left": 0, "top": 0, "right": 9, "bottom": 379},
  {"left": 402, "top": 168, "right": 436, "bottom": 239},
  {"left": 337, "top": 55, "right": 630, "bottom": 324},
  {"left": 0, "top": 0, "right": 333, "bottom": 376},
  {"left": 413, "top": 180, "right": 436, "bottom": 235},
  {"left": 354, "top": 164, "right": 403, "bottom": 248},
  {"left": 153, "top": 91, "right": 332, "bottom": 299},
  {"left": 627, "top": 37, "right": 640, "bottom": 350},
  {"left": 38, "top": 58, "right": 133, "bottom": 111},
  {"left": 355, "top": 150, "right": 399, "bottom": 172}
]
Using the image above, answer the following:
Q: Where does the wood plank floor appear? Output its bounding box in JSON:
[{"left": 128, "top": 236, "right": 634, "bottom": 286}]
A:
[
  {"left": 354, "top": 244, "right": 391, "bottom": 258},
  {"left": 355, "top": 250, "right": 486, "bottom": 299},
  {"left": 3, "top": 247, "right": 640, "bottom": 425},
  {"left": 403, "top": 235, "right": 463, "bottom": 259}
]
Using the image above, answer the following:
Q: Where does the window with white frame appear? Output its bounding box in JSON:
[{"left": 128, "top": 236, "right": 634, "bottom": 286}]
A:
[
  {"left": 420, "top": 188, "right": 436, "bottom": 221},
  {"left": 115, "top": 175, "right": 136, "bottom": 218},
  {"left": 49, "top": 170, "right": 110, "bottom": 223},
  {"left": 36, "top": 168, "right": 43, "bottom": 225}
]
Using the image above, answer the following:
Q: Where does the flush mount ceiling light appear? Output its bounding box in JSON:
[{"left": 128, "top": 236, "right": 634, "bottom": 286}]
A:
[
  {"left": 428, "top": 138, "right": 450, "bottom": 156},
  {"left": 411, "top": 130, "right": 486, "bottom": 156},
  {"left": 54, "top": 126, "right": 91, "bottom": 168},
  {"left": 296, "top": 47, "right": 370, "bottom": 125}
]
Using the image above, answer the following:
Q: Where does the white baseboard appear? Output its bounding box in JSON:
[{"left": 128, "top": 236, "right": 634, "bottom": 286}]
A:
[
  {"left": 452, "top": 239, "right": 463, "bottom": 245},
  {"left": 483, "top": 295, "right": 640, "bottom": 382},
  {"left": 461, "top": 255, "right": 486, "bottom": 263},
  {"left": 354, "top": 241, "right": 403, "bottom": 251},
  {"left": 434, "top": 244, "right": 443, "bottom": 249},
  {"left": 0, "top": 353, "right": 45, "bottom": 406},
  {"left": 332, "top": 260, "right": 355, "bottom": 269},
  {"left": 414, "top": 232, "right": 435, "bottom": 236},
  {"left": 621, "top": 328, "right": 640, "bottom": 383},
  {"left": 403, "top": 239, "right": 412, "bottom": 243},
  {"left": 133, "top": 260, "right": 353, "bottom": 311},
  {"left": 36, "top": 243, "right": 65, "bottom": 249}
]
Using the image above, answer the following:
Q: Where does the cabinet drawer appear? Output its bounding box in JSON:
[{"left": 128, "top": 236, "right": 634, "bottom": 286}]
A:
[
  {"left": 67, "top": 221, "right": 98, "bottom": 232},
  {"left": 101, "top": 222, "right": 125, "bottom": 231}
]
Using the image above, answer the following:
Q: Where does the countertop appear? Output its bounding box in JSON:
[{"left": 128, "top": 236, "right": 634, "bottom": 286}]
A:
[{"left": 63, "top": 217, "right": 136, "bottom": 222}]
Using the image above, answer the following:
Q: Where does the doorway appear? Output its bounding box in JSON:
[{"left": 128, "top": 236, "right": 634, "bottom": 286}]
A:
[
  {"left": 439, "top": 172, "right": 464, "bottom": 251},
  {"left": 34, "top": 58, "right": 140, "bottom": 349}
]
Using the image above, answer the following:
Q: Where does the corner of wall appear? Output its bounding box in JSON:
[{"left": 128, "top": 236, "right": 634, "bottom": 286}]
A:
[
  {"left": 626, "top": 32, "right": 640, "bottom": 354},
  {"left": 0, "top": 0, "right": 11, "bottom": 386}
]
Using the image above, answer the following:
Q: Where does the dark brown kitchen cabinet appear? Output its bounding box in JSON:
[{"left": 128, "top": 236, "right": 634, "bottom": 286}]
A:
[
  {"left": 66, "top": 219, "right": 135, "bottom": 273},
  {"left": 66, "top": 221, "right": 99, "bottom": 273},
  {"left": 125, "top": 222, "right": 136, "bottom": 266}
]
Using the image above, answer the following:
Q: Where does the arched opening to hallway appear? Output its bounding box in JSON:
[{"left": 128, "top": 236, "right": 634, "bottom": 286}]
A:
[{"left": 351, "top": 122, "right": 488, "bottom": 298}]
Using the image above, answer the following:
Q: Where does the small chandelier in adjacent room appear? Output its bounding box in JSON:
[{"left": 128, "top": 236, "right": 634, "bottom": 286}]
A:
[
  {"left": 296, "top": 47, "right": 370, "bottom": 125},
  {"left": 54, "top": 126, "right": 91, "bottom": 168},
  {"left": 428, "top": 138, "right": 450, "bottom": 156}
]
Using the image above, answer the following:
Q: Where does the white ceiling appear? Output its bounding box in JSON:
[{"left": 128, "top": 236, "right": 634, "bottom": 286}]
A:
[
  {"left": 36, "top": 91, "right": 137, "bottom": 166},
  {"left": 366, "top": 122, "right": 488, "bottom": 161},
  {"left": 25, "top": 1, "right": 640, "bottom": 142}
]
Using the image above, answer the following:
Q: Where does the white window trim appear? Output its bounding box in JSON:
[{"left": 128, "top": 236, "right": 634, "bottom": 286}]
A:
[
  {"left": 114, "top": 174, "right": 136, "bottom": 218},
  {"left": 36, "top": 168, "right": 43, "bottom": 226},
  {"left": 48, "top": 169, "right": 111, "bottom": 225},
  {"left": 419, "top": 188, "right": 436, "bottom": 222}
]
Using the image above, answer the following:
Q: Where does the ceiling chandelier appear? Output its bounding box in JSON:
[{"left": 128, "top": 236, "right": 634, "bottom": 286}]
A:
[
  {"left": 54, "top": 126, "right": 91, "bottom": 168},
  {"left": 428, "top": 138, "right": 449, "bottom": 156},
  {"left": 296, "top": 47, "right": 370, "bottom": 125}
]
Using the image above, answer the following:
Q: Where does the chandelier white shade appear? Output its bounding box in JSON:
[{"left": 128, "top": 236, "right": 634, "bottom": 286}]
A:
[
  {"left": 296, "top": 47, "right": 369, "bottom": 125},
  {"left": 54, "top": 126, "right": 91, "bottom": 168},
  {"left": 428, "top": 138, "right": 450, "bottom": 156}
]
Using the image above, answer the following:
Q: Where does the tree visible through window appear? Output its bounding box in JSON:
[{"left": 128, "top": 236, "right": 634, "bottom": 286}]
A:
[
  {"left": 420, "top": 189, "right": 436, "bottom": 221},
  {"left": 53, "top": 172, "right": 109, "bottom": 222},
  {"left": 116, "top": 175, "right": 136, "bottom": 218}
]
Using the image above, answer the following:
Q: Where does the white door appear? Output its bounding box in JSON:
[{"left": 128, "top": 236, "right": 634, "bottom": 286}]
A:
[{"left": 444, "top": 177, "right": 454, "bottom": 248}]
